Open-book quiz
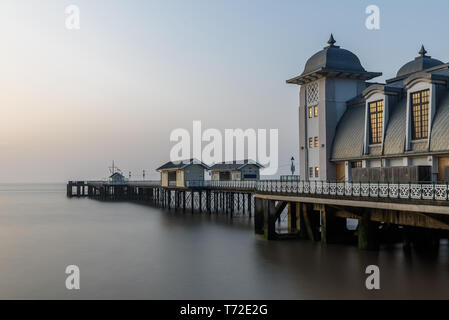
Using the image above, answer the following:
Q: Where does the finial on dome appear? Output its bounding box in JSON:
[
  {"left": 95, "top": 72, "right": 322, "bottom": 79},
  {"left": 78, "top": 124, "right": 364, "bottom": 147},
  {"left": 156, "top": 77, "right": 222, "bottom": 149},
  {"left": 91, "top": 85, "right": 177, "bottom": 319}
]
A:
[
  {"left": 328, "top": 34, "right": 336, "bottom": 47},
  {"left": 419, "top": 45, "right": 428, "bottom": 57}
]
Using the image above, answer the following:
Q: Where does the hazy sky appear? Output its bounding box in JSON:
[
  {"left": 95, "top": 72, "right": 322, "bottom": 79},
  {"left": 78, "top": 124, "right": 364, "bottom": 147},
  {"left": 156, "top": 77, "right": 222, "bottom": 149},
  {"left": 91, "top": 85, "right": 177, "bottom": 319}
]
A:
[{"left": 1, "top": 0, "right": 449, "bottom": 182}]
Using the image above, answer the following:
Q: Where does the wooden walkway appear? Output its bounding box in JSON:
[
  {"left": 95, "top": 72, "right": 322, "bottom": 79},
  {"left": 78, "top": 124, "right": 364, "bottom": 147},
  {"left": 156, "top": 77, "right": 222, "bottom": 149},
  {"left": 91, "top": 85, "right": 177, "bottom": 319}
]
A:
[{"left": 66, "top": 179, "right": 449, "bottom": 250}]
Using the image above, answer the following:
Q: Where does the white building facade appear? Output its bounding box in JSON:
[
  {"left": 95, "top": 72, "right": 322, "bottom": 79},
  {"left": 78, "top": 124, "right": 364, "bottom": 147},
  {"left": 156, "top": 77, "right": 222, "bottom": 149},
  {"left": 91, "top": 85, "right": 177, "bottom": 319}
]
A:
[{"left": 288, "top": 35, "right": 449, "bottom": 183}]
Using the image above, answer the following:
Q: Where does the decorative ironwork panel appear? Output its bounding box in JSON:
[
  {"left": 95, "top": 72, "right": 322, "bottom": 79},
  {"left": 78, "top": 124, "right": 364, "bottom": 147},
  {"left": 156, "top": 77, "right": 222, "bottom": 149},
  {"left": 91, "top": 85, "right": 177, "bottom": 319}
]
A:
[
  {"left": 435, "top": 184, "right": 447, "bottom": 201},
  {"left": 329, "top": 183, "right": 337, "bottom": 195},
  {"left": 369, "top": 183, "right": 379, "bottom": 197},
  {"left": 345, "top": 183, "right": 352, "bottom": 196},
  {"left": 352, "top": 183, "right": 360, "bottom": 196},
  {"left": 323, "top": 182, "right": 329, "bottom": 194},
  {"left": 298, "top": 181, "right": 304, "bottom": 194},
  {"left": 316, "top": 181, "right": 323, "bottom": 194},
  {"left": 360, "top": 183, "right": 369, "bottom": 197},
  {"left": 379, "top": 184, "right": 389, "bottom": 198},
  {"left": 336, "top": 183, "right": 345, "bottom": 196},
  {"left": 410, "top": 184, "right": 421, "bottom": 199},
  {"left": 421, "top": 184, "right": 434, "bottom": 200},
  {"left": 310, "top": 181, "right": 316, "bottom": 194},
  {"left": 399, "top": 184, "right": 410, "bottom": 199},
  {"left": 304, "top": 182, "right": 310, "bottom": 194},
  {"left": 389, "top": 184, "right": 399, "bottom": 198},
  {"left": 306, "top": 82, "right": 319, "bottom": 106}
]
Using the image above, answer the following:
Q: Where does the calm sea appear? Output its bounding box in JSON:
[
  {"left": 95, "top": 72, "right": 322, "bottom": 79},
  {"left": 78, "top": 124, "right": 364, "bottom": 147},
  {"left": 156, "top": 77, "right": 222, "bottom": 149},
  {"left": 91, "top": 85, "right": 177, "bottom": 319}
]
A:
[{"left": 0, "top": 183, "right": 447, "bottom": 299}]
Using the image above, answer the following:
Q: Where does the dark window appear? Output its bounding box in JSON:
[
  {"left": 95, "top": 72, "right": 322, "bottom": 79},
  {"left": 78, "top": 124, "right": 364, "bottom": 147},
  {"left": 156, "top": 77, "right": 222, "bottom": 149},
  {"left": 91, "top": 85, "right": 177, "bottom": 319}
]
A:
[
  {"left": 369, "top": 100, "right": 383, "bottom": 144},
  {"left": 411, "top": 89, "right": 429, "bottom": 140},
  {"left": 243, "top": 174, "right": 257, "bottom": 179},
  {"left": 309, "top": 167, "right": 313, "bottom": 178},
  {"left": 351, "top": 161, "right": 362, "bottom": 168},
  {"left": 168, "top": 171, "right": 176, "bottom": 181},
  {"left": 219, "top": 172, "right": 231, "bottom": 181}
]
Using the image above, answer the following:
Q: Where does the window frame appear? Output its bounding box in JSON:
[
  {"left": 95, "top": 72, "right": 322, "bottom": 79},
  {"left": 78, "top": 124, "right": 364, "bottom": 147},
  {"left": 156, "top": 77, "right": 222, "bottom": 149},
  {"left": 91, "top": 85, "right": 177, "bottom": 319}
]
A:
[
  {"left": 411, "top": 89, "right": 430, "bottom": 140},
  {"left": 309, "top": 137, "right": 313, "bottom": 148},
  {"left": 308, "top": 107, "right": 313, "bottom": 118},
  {"left": 309, "top": 167, "right": 313, "bottom": 178},
  {"left": 351, "top": 161, "right": 362, "bottom": 168},
  {"left": 314, "top": 106, "right": 318, "bottom": 117},
  {"left": 368, "top": 100, "right": 384, "bottom": 144},
  {"left": 314, "top": 136, "right": 319, "bottom": 147},
  {"left": 314, "top": 167, "right": 319, "bottom": 178}
]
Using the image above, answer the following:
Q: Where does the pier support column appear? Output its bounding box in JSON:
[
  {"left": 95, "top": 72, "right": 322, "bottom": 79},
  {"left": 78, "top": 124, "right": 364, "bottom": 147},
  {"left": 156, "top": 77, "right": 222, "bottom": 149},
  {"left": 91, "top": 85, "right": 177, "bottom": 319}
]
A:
[
  {"left": 237, "top": 193, "right": 240, "bottom": 211},
  {"left": 67, "top": 183, "right": 73, "bottom": 197},
  {"left": 296, "top": 203, "right": 308, "bottom": 239},
  {"left": 288, "top": 202, "right": 298, "bottom": 234},
  {"left": 182, "top": 191, "right": 186, "bottom": 212},
  {"left": 358, "top": 210, "right": 380, "bottom": 250},
  {"left": 320, "top": 205, "right": 346, "bottom": 244},
  {"left": 167, "top": 190, "right": 171, "bottom": 209},
  {"left": 302, "top": 203, "right": 319, "bottom": 241},
  {"left": 248, "top": 194, "right": 252, "bottom": 218},
  {"left": 230, "top": 193, "right": 234, "bottom": 217},
  {"left": 263, "top": 200, "right": 277, "bottom": 240},
  {"left": 214, "top": 192, "right": 218, "bottom": 213},
  {"left": 206, "top": 191, "right": 211, "bottom": 214},
  {"left": 254, "top": 198, "right": 264, "bottom": 235}
]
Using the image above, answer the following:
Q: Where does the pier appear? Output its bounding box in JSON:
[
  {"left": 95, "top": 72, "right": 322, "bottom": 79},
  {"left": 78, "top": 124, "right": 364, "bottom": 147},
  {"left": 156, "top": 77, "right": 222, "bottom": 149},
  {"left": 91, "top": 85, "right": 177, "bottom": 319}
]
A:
[{"left": 67, "top": 179, "right": 449, "bottom": 250}]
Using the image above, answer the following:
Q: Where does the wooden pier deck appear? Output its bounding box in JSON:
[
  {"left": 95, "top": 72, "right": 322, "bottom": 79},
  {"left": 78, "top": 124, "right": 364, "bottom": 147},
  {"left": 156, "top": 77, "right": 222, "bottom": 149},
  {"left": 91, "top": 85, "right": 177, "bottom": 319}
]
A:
[{"left": 67, "top": 179, "right": 449, "bottom": 250}]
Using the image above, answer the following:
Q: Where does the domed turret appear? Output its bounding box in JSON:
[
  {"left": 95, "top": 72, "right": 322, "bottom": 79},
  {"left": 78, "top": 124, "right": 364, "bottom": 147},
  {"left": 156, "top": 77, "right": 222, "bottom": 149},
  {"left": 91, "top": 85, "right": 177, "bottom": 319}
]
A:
[
  {"left": 286, "top": 34, "right": 381, "bottom": 85},
  {"left": 302, "top": 34, "right": 366, "bottom": 75},
  {"left": 396, "top": 45, "right": 443, "bottom": 78}
]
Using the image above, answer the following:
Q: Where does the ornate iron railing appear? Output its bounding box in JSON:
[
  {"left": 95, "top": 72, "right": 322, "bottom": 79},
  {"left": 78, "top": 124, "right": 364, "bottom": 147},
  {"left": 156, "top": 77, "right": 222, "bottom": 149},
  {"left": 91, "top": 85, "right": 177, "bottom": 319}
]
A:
[
  {"left": 184, "top": 180, "right": 449, "bottom": 201},
  {"left": 113, "top": 179, "right": 449, "bottom": 201}
]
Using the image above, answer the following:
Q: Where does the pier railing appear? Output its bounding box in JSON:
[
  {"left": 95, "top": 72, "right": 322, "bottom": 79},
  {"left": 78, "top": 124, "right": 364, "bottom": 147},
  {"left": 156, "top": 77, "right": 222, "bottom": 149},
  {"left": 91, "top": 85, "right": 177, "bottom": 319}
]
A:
[
  {"left": 184, "top": 180, "right": 449, "bottom": 201},
  {"left": 81, "top": 179, "right": 449, "bottom": 201}
]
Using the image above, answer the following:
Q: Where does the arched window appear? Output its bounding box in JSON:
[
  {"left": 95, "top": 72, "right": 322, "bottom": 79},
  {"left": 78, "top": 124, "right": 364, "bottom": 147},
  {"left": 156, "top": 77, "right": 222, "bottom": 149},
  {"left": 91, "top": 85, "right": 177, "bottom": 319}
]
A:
[
  {"left": 369, "top": 100, "right": 383, "bottom": 144},
  {"left": 411, "top": 89, "right": 429, "bottom": 140}
]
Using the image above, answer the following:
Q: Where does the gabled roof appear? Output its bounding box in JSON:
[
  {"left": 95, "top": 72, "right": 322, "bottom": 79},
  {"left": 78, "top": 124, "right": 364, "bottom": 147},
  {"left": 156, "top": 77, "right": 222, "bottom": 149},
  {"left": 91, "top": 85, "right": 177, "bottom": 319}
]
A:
[
  {"left": 109, "top": 172, "right": 124, "bottom": 178},
  {"left": 209, "top": 160, "right": 264, "bottom": 171},
  {"left": 156, "top": 159, "right": 210, "bottom": 171}
]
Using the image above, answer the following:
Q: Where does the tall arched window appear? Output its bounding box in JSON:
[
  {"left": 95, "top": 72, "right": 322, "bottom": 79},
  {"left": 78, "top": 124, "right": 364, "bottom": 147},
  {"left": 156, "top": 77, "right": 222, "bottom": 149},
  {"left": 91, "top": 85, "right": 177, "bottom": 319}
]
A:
[
  {"left": 369, "top": 100, "right": 384, "bottom": 144},
  {"left": 411, "top": 89, "right": 429, "bottom": 140}
]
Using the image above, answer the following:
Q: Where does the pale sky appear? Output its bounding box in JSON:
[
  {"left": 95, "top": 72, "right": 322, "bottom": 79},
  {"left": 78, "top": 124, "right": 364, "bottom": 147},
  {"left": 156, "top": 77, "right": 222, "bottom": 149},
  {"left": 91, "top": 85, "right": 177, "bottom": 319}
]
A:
[{"left": 1, "top": 0, "right": 449, "bottom": 182}]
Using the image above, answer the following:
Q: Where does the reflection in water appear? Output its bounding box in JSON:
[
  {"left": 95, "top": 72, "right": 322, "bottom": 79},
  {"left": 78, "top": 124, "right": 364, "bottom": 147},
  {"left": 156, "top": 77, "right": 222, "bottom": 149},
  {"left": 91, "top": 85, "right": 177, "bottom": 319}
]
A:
[{"left": 0, "top": 184, "right": 447, "bottom": 299}]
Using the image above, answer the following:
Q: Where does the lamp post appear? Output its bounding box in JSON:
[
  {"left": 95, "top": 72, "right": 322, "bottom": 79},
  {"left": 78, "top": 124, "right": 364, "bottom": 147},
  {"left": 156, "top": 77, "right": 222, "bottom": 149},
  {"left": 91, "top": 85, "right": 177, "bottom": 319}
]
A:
[{"left": 291, "top": 157, "right": 295, "bottom": 176}]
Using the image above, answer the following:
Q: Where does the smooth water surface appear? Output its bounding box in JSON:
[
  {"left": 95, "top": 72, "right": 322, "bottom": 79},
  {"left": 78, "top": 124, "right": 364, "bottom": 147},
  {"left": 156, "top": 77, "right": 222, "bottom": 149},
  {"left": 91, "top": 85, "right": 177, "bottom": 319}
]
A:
[{"left": 0, "top": 184, "right": 448, "bottom": 299}]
